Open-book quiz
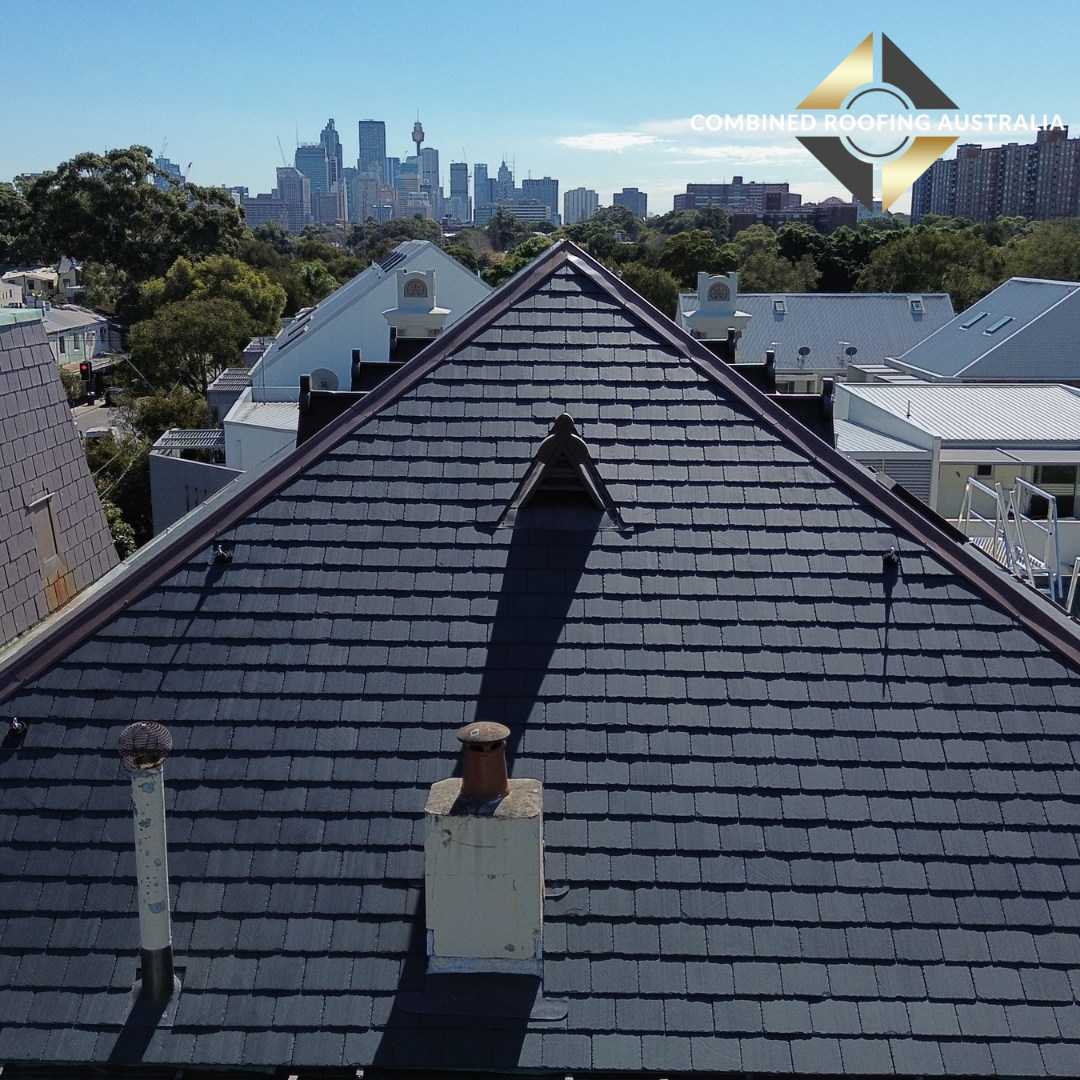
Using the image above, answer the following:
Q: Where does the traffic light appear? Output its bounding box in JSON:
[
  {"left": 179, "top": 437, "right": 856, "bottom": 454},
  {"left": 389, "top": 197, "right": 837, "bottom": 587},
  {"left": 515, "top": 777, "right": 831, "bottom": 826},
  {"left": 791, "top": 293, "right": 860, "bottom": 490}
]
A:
[{"left": 79, "top": 360, "right": 92, "bottom": 381}]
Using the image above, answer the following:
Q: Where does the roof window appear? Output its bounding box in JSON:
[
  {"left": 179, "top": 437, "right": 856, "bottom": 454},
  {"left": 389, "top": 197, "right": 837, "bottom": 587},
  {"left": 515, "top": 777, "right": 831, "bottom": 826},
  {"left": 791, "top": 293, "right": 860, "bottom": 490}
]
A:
[
  {"left": 983, "top": 316, "right": 1014, "bottom": 335},
  {"left": 909, "top": 298, "right": 925, "bottom": 314},
  {"left": 773, "top": 299, "right": 787, "bottom": 314},
  {"left": 959, "top": 311, "right": 988, "bottom": 330}
]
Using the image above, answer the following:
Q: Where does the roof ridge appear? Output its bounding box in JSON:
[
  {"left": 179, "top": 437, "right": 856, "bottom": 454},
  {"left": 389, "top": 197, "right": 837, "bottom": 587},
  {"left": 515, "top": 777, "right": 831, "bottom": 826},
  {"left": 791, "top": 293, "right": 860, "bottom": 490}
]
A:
[{"left": 4, "top": 240, "right": 1080, "bottom": 702}]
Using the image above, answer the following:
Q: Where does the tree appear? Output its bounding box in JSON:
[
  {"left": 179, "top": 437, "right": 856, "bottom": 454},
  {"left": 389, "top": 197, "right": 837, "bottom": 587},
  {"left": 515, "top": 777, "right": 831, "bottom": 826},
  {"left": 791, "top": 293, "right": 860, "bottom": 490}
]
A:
[
  {"left": 252, "top": 220, "right": 297, "bottom": 256},
  {"left": 21, "top": 147, "right": 245, "bottom": 284},
  {"left": 619, "top": 262, "right": 680, "bottom": 319},
  {"left": 0, "top": 182, "right": 30, "bottom": 264},
  {"left": 126, "top": 386, "right": 214, "bottom": 443},
  {"left": 855, "top": 228, "right": 1006, "bottom": 309},
  {"left": 485, "top": 208, "right": 535, "bottom": 252},
  {"left": 140, "top": 254, "right": 287, "bottom": 332},
  {"left": 129, "top": 296, "right": 257, "bottom": 395},
  {"left": 482, "top": 235, "right": 554, "bottom": 287},
  {"left": 84, "top": 433, "right": 153, "bottom": 549},
  {"left": 1004, "top": 219, "right": 1080, "bottom": 280},
  {"left": 656, "top": 229, "right": 735, "bottom": 289}
]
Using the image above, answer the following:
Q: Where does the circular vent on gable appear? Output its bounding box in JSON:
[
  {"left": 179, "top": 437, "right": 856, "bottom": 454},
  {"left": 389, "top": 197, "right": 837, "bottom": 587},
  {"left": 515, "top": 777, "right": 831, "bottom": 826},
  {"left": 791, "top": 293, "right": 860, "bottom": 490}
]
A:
[{"left": 310, "top": 368, "right": 339, "bottom": 391}]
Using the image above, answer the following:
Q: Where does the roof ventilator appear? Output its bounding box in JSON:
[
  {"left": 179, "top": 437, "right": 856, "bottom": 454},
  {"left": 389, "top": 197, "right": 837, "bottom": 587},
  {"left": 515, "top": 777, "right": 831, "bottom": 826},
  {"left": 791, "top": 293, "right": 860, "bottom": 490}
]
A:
[
  {"left": 118, "top": 722, "right": 179, "bottom": 1005},
  {"left": 497, "top": 413, "right": 626, "bottom": 530}
]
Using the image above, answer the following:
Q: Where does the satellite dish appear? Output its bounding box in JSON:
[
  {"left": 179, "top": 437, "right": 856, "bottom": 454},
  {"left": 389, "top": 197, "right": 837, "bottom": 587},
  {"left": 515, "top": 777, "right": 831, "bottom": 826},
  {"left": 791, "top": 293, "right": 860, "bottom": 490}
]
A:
[
  {"left": 845, "top": 346, "right": 858, "bottom": 357},
  {"left": 310, "top": 368, "right": 339, "bottom": 391},
  {"left": 797, "top": 346, "right": 811, "bottom": 356}
]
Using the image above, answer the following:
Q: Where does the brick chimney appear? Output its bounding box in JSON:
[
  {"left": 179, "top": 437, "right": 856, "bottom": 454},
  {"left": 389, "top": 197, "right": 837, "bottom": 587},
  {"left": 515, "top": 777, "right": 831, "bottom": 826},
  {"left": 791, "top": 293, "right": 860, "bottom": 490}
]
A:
[{"left": 424, "top": 722, "right": 543, "bottom": 976}]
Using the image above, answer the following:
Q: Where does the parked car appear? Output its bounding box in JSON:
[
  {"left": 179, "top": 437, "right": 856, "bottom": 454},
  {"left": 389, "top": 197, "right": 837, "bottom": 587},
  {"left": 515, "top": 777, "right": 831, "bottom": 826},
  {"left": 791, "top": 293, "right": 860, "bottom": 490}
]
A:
[{"left": 103, "top": 387, "right": 126, "bottom": 406}]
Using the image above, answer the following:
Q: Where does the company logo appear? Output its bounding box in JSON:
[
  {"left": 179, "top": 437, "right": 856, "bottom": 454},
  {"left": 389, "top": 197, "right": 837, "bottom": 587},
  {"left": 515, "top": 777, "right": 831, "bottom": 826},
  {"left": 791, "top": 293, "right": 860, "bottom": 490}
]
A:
[
  {"left": 689, "top": 38, "right": 1064, "bottom": 211},
  {"left": 796, "top": 33, "right": 957, "bottom": 211}
]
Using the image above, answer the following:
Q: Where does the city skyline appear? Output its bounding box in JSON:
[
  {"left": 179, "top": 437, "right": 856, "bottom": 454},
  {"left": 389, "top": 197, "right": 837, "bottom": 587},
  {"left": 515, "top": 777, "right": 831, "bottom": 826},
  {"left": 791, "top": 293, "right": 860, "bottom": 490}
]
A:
[{"left": 5, "top": 0, "right": 1080, "bottom": 216}]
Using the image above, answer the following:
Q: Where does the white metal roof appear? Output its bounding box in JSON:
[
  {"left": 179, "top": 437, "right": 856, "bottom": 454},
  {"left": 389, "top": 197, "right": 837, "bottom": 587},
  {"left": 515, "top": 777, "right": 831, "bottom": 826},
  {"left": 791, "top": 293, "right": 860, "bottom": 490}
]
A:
[
  {"left": 834, "top": 419, "right": 929, "bottom": 457},
  {"left": 226, "top": 399, "right": 298, "bottom": 432},
  {"left": 840, "top": 383, "right": 1080, "bottom": 444}
]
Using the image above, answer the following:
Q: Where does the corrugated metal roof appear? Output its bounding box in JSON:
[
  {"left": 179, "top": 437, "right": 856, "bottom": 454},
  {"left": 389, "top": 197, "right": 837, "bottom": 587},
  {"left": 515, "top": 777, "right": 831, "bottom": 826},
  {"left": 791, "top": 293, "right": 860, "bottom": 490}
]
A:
[
  {"left": 834, "top": 418, "right": 929, "bottom": 456},
  {"left": 890, "top": 277, "right": 1080, "bottom": 381},
  {"left": 681, "top": 291, "right": 953, "bottom": 371},
  {"left": 841, "top": 382, "right": 1080, "bottom": 442},
  {"left": 207, "top": 367, "right": 253, "bottom": 392},
  {"left": 227, "top": 399, "right": 298, "bottom": 431},
  {"left": 152, "top": 428, "right": 226, "bottom": 451}
]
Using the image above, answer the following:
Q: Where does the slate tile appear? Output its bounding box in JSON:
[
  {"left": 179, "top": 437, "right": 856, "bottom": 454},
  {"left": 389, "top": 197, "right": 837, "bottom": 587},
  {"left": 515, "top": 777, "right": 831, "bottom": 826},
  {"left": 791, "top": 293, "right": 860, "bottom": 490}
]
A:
[
  {"left": 957, "top": 1001, "right": 1011, "bottom": 1038},
  {"left": 592, "top": 1032, "right": 642, "bottom": 1071},
  {"left": 989, "top": 1039, "right": 1048, "bottom": 1076}
]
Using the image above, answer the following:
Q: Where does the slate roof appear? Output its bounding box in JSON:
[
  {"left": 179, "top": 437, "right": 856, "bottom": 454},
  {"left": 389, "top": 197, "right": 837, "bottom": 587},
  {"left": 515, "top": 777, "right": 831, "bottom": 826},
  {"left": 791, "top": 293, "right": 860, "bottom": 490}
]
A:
[
  {"left": 0, "top": 320, "right": 117, "bottom": 648},
  {"left": 679, "top": 291, "right": 953, "bottom": 372},
  {"left": 3, "top": 243, "right": 1080, "bottom": 1076},
  {"left": 888, "top": 277, "right": 1080, "bottom": 382}
]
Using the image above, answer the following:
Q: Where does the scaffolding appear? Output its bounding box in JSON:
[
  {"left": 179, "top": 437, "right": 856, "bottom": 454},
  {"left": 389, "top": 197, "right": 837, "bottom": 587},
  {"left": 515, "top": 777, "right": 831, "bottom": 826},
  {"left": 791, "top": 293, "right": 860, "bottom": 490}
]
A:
[{"left": 958, "top": 476, "right": 1062, "bottom": 601}]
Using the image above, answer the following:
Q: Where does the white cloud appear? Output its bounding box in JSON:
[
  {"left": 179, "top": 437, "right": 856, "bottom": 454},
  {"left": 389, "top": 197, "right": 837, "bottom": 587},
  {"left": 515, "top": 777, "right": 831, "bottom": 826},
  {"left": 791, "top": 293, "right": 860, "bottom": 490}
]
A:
[
  {"left": 666, "top": 143, "right": 810, "bottom": 165},
  {"left": 636, "top": 117, "right": 697, "bottom": 136},
  {"left": 555, "top": 132, "right": 657, "bottom": 152}
]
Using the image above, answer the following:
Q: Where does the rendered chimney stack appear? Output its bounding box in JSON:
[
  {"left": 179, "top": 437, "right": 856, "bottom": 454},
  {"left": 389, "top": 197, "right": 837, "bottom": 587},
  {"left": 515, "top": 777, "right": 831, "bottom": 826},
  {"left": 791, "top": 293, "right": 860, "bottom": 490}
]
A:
[
  {"left": 382, "top": 268, "right": 450, "bottom": 342},
  {"left": 424, "top": 722, "right": 543, "bottom": 976},
  {"left": 118, "top": 722, "right": 176, "bottom": 1005}
]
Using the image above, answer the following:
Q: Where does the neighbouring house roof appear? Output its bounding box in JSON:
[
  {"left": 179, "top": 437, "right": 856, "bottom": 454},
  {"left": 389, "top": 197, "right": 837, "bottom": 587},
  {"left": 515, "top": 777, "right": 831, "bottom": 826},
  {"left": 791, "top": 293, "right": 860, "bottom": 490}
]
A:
[
  {"left": 887, "top": 277, "right": 1080, "bottom": 382},
  {"left": 4, "top": 242, "right": 1080, "bottom": 1076},
  {"left": 247, "top": 240, "right": 491, "bottom": 401},
  {"left": 679, "top": 291, "right": 953, "bottom": 371},
  {"left": 40, "top": 304, "right": 106, "bottom": 337},
  {"left": 839, "top": 382, "right": 1080, "bottom": 446},
  {"left": 0, "top": 320, "right": 118, "bottom": 649}
]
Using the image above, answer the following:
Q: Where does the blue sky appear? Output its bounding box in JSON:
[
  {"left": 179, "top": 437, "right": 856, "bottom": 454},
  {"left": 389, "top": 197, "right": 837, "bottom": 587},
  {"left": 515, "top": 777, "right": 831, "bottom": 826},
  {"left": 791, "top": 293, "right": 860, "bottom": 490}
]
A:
[{"left": 6, "top": 0, "right": 1078, "bottom": 216}]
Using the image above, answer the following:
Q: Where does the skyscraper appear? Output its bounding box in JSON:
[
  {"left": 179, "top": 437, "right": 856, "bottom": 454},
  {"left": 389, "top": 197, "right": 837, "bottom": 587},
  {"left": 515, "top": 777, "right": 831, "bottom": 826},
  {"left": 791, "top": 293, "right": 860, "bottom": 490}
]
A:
[
  {"left": 275, "top": 167, "right": 312, "bottom": 233},
  {"left": 911, "top": 126, "right": 1080, "bottom": 224},
  {"left": 320, "top": 119, "right": 345, "bottom": 221},
  {"left": 449, "top": 162, "right": 471, "bottom": 223},
  {"left": 420, "top": 147, "right": 440, "bottom": 193},
  {"left": 522, "top": 177, "right": 559, "bottom": 224},
  {"left": 496, "top": 161, "right": 514, "bottom": 202},
  {"left": 613, "top": 187, "right": 648, "bottom": 219},
  {"left": 563, "top": 187, "right": 599, "bottom": 225},
  {"left": 358, "top": 120, "right": 387, "bottom": 179},
  {"left": 294, "top": 142, "right": 329, "bottom": 219},
  {"left": 320, "top": 119, "right": 343, "bottom": 190},
  {"left": 474, "top": 163, "right": 493, "bottom": 209}
]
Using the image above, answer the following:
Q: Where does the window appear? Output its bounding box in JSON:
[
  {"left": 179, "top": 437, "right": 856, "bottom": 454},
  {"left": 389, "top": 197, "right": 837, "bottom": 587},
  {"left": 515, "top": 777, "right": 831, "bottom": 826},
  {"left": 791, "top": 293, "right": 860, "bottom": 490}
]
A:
[
  {"left": 976, "top": 464, "right": 992, "bottom": 477},
  {"left": 910, "top": 298, "right": 925, "bottom": 314},
  {"left": 1032, "top": 464, "right": 1078, "bottom": 518},
  {"left": 773, "top": 299, "right": 787, "bottom": 314},
  {"left": 960, "top": 311, "right": 988, "bottom": 330},
  {"left": 983, "top": 316, "right": 1014, "bottom": 335},
  {"left": 58, "top": 337, "right": 66, "bottom": 354}
]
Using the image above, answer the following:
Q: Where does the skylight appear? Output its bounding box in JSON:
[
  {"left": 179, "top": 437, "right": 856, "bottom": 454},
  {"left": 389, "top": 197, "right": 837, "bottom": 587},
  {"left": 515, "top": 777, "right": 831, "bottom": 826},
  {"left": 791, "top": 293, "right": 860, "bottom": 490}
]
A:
[
  {"left": 959, "top": 311, "right": 988, "bottom": 330},
  {"left": 909, "top": 298, "right": 925, "bottom": 314},
  {"left": 983, "top": 316, "right": 1014, "bottom": 335}
]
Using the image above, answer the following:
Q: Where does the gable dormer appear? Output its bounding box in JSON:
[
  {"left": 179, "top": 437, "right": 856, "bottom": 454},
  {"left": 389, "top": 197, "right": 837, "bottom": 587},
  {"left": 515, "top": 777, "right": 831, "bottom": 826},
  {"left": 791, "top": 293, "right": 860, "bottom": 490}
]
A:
[{"left": 683, "top": 271, "right": 752, "bottom": 344}]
